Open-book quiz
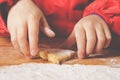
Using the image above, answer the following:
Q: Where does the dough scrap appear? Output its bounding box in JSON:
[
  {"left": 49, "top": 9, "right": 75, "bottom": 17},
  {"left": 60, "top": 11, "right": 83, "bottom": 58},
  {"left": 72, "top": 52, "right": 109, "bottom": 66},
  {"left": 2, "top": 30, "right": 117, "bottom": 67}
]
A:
[{"left": 39, "top": 48, "right": 76, "bottom": 64}]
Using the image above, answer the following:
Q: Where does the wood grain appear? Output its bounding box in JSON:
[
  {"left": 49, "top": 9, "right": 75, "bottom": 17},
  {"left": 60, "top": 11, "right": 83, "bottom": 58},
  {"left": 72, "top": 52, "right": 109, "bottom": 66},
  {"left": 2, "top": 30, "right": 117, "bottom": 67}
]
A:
[{"left": 0, "top": 37, "right": 120, "bottom": 67}]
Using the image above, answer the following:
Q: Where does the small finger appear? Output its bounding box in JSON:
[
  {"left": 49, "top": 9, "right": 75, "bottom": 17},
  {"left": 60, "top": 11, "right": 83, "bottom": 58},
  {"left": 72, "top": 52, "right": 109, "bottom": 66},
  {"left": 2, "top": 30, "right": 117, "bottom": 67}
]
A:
[
  {"left": 95, "top": 24, "right": 105, "bottom": 52},
  {"left": 60, "top": 30, "right": 75, "bottom": 48},
  {"left": 28, "top": 17, "right": 39, "bottom": 56},
  {"left": 85, "top": 26, "right": 96, "bottom": 55},
  {"left": 75, "top": 24, "right": 86, "bottom": 58},
  {"left": 103, "top": 24, "right": 112, "bottom": 48},
  {"left": 9, "top": 27, "right": 20, "bottom": 51},
  {"left": 17, "top": 23, "right": 30, "bottom": 57},
  {"left": 40, "top": 16, "right": 55, "bottom": 38}
]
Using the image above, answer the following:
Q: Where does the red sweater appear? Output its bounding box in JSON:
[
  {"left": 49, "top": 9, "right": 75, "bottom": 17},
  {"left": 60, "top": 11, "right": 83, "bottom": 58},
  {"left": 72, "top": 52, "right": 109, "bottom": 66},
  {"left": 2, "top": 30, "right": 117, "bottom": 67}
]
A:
[{"left": 0, "top": 0, "right": 120, "bottom": 38}]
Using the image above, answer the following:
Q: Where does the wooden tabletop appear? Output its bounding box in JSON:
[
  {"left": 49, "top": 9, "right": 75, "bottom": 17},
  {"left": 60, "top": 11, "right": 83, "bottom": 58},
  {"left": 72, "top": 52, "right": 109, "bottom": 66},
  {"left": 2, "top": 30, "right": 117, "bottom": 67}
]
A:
[{"left": 0, "top": 37, "right": 120, "bottom": 67}]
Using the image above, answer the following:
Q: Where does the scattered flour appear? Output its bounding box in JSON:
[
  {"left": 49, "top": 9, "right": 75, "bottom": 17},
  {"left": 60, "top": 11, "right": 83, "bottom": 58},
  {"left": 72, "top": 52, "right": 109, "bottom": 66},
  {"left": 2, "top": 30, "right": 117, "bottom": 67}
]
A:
[{"left": 0, "top": 63, "right": 120, "bottom": 80}]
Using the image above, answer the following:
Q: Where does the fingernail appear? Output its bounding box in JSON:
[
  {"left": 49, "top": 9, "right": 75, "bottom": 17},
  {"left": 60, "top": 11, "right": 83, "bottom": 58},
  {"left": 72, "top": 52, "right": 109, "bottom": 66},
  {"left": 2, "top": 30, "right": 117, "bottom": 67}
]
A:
[
  {"left": 78, "top": 55, "right": 84, "bottom": 59},
  {"left": 25, "top": 53, "right": 32, "bottom": 59},
  {"left": 95, "top": 49, "right": 102, "bottom": 53},
  {"left": 46, "top": 28, "right": 55, "bottom": 37},
  {"left": 31, "top": 49, "right": 39, "bottom": 56},
  {"left": 77, "top": 52, "right": 85, "bottom": 59},
  {"left": 25, "top": 55, "right": 32, "bottom": 59},
  {"left": 104, "top": 45, "right": 108, "bottom": 48}
]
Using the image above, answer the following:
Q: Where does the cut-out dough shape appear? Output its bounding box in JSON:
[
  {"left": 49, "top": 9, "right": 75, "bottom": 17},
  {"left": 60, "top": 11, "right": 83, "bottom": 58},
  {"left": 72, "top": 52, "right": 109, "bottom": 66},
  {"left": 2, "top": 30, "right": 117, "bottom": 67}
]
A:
[{"left": 39, "top": 48, "right": 76, "bottom": 64}]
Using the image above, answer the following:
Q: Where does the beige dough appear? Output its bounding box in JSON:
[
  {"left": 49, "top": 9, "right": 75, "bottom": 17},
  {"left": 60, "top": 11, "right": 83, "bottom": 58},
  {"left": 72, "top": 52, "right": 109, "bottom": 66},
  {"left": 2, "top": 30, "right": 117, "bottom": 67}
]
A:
[{"left": 39, "top": 48, "right": 76, "bottom": 64}]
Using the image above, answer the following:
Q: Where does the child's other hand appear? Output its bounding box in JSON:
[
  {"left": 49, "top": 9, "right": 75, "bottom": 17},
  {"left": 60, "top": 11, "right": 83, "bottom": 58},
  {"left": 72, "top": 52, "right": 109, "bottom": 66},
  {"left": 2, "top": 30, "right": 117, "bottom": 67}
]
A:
[
  {"left": 7, "top": 0, "right": 55, "bottom": 58},
  {"left": 61, "top": 15, "right": 111, "bottom": 58}
]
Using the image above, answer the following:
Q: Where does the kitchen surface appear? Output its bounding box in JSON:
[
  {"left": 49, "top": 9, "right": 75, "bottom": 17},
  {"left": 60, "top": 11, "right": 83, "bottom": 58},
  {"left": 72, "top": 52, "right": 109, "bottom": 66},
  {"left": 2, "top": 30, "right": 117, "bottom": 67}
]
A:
[
  {"left": 0, "top": 36, "right": 120, "bottom": 67},
  {"left": 0, "top": 36, "right": 120, "bottom": 80}
]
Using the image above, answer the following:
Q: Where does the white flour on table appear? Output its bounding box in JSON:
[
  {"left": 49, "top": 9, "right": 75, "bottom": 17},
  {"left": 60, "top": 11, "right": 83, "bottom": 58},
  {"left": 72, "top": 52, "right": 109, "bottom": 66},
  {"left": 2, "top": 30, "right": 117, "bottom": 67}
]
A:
[{"left": 0, "top": 63, "right": 120, "bottom": 80}]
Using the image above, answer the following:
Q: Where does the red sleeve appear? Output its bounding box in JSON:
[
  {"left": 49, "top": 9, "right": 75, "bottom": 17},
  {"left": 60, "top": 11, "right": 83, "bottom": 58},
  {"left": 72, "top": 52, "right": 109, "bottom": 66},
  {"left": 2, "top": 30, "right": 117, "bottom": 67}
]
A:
[
  {"left": 0, "top": 0, "right": 16, "bottom": 36},
  {"left": 0, "top": 0, "right": 13, "bottom": 5},
  {"left": 83, "top": 0, "right": 120, "bottom": 36}
]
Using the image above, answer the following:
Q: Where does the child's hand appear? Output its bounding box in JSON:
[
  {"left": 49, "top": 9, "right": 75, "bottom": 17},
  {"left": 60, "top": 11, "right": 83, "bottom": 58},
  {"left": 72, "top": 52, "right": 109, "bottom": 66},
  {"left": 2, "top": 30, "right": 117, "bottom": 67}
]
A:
[
  {"left": 61, "top": 15, "right": 111, "bottom": 58},
  {"left": 7, "top": 0, "right": 55, "bottom": 58}
]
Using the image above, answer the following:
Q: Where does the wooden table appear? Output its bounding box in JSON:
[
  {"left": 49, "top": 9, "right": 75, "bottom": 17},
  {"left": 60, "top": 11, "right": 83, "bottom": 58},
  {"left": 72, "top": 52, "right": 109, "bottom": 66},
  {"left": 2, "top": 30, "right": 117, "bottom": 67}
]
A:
[{"left": 0, "top": 37, "right": 120, "bottom": 67}]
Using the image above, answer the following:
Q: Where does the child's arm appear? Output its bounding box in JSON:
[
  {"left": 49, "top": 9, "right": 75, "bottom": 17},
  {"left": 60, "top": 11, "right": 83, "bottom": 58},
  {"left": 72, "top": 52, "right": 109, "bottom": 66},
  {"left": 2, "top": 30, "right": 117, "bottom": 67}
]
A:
[
  {"left": 7, "top": 0, "right": 55, "bottom": 58},
  {"left": 61, "top": 0, "right": 120, "bottom": 58}
]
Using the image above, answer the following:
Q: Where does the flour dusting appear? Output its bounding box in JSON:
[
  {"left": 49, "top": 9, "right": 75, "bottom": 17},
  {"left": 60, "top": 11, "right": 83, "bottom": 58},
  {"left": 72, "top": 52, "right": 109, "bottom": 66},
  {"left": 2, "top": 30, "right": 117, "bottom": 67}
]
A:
[{"left": 0, "top": 63, "right": 120, "bottom": 80}]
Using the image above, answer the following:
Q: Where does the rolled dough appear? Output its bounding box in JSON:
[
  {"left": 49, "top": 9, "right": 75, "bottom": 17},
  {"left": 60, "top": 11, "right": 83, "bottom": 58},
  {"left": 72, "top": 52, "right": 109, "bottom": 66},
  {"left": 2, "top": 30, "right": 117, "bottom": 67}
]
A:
[{"left": 39, "top": 48, "right": 76, "bottom": 64}]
